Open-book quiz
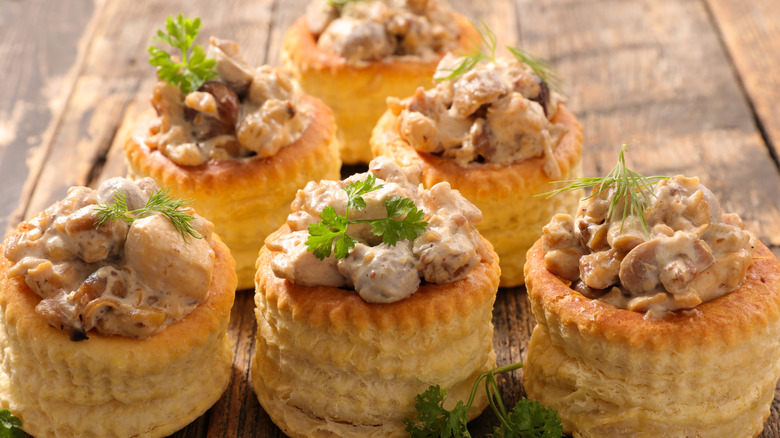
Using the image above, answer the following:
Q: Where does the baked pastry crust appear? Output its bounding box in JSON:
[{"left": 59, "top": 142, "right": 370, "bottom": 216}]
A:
[
  {"left": 124, "top": 95, "right": 341, "bottom": 290},
  {"left": 281, "top": 13, "right": 479, "bottom": 165},
  {"left": 251, "top": 226, "right": 500, "bottom": 437},
  {"left": 371, "top": 104, "right": 583, "bottom": 287},
  {"left": 523, "top": 238, "right": 780, "bottom": 438},
  {"left": 0, "top": 227, "right": 236, "bottom": 438}
]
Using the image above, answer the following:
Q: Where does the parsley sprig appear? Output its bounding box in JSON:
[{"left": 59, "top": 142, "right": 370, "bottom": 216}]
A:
[
  {"left": 94, "top": 188, "right": 202, "bottom": 241},
  {"left": 0, "top": 410, "right": 23, "bottom": 438},
  {"left": 148, "top": 14, "right": 217, "bottom": 94},
  {"left": 539, "top": 145, "right": 668, "bottom": 234},
  {"left": 436, "top": 22, "right": 562, "bottom": 93},
  {"left": 404, "top": 362, "right": 563, "bottom": 438},
  {"left": 305, "top": 174, "right": 428, "bottom": 260}
]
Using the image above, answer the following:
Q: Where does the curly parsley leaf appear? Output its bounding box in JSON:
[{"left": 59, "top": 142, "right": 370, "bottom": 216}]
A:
[
  {"left": 344, "top": 173, "right": 383, "bottom": 211},
  {"left": 372, "top": 196, "right": 429, "bottom": 246},
  {"left": 148, "top": 14, "right": 218, "bottom": 94},
  {"left": 405, "top": 362, "right": 563, "bottom": 438},
  {"left": 94, "top": 188, "right": 202, "bottom": 242},
  {"left": 0, "top": 410, "right": 24, "bottom": 438},
  {"left": 306, "top": 175, "right": 428, "bottom": 260},
  {"left": 404, "top": 386, "right": 471, "bottom": 438},
  {"left": 491, "top": 399, "right": 563, "bottom": 438}
]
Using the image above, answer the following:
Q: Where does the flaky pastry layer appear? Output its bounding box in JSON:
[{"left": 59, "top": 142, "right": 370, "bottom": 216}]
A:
[
  {"left": 523, "top": 239, "right": 780, "bottom": 438},
  {"left": 371, "top": 104, "right": 583, "bottom": 287},
  {"left": 124, "top": 95, "right": 341, "bottom": 290},
  {"left": 0, "top": 230, "right": 236, "bottom": 438},
  {"left": 281, "top": 14, "right": 479, "bottom": 165},
  {"left": 251, "top": 231, "right": 500, "bottom": 437}
]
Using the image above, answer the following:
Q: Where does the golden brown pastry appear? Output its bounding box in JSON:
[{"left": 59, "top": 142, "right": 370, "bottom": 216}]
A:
[
  {"left": 371, "top": 54, "right": 583, "bottom": 287},
  {"left": 281, "top": 0, "right": 480, "bottom": 164},
  {"left": 125, "top": 36, "right": 341, "bottom": 290},
  {"left": 0, "top": 178, "right": 236, "bottom": 438},
  {"left": 251, "top": 157, "right": 500, "bottom": 437},
  {"left": 523, "top": 169, "right": 780, "bottom": 437}
]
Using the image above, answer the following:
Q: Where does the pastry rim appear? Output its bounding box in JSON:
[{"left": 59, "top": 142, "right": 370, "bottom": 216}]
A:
[
  {"left": 281, "top": 12, "right": 479, "bottom": 75},
  {"left": 524, "top": 238, "right": 780, "bottom": 351},
  {"left": 0, "top": 225, "right": 236, "bottom": 373},
  {"left": 370, "top": 103, "right": 584, "bottom": 198},
  {"left": 123, "top": 94, "right": 337, "bottom": 196},
  {"left": 255, "top": 226, "right": 501, "bottom": 333}
]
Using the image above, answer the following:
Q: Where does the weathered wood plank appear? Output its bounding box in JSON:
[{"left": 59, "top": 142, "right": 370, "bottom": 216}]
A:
[
  {"left": 3, "top": 0, "right": 780, "bottom": 437},
  {"left": 705, "top": 0, "right": 780, "bottom": 163},
  {"left": 0, "top": 0, "right": 97, "bottom": 236}
]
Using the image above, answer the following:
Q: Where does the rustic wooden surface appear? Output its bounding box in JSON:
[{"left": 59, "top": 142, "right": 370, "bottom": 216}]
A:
[{"left": 1, "top": 0, "right": 780, "bottom": 436}]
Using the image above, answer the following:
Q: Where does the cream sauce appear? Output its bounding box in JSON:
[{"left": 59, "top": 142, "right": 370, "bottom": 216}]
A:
[
  {"left": 388, "top": 55, "right": 567, "bottom": 175},
  {"left": 4, "top": 177, "right": 215, "bottom": 339},
  {"left": 306, "top": 0, "right": 460, "bottom": 64},
  {"left": 542, "top": 175, "right": 756, "bottom": 319},
  {"left": 265, "top": 156, "right": 489, "bottom": 303},
  {"left": 146, "top": 38, "right": 311, "bottom": 166}
]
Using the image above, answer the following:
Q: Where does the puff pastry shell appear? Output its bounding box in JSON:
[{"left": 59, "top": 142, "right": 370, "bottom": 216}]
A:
[
  {"left": 523, "top": 239, "right": 780, "bottom": 438},
  {"left": 0, "top": 228, "right": 236, "bottom": 438},
  {"left": 281, "top": 14, "right": 479, "bottom": 165},
  {"left": 371, "top": 104, "right": 583, "bottom": 287},
  {"left": 251, "top": 227, "right": 500, "bottom": 437},
  {"left": 124, "top": 95, "right": 341, "bottom": 290}
]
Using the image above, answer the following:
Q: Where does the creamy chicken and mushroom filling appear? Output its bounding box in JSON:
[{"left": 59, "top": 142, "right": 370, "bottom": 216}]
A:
[
  {"left": 305, "top": 0, "right": 460, "bottom": 64},
  {"left": 4, "top": 177, "right": 215, "bottom": 340},
  {"left": 147, "top": 38, "right": 311, "bottom": 166},
  {"left": 542, "top": 175, "right": 756, "bottom": 319},
  {"left": 266, "top": 156, "right": 490, "bottom": 303},
  {"left": 387, "top": 55, "right": 567, "bottom": 176}
]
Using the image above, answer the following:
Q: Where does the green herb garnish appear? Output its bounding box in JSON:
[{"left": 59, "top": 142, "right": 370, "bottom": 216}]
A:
[
  {"left": 327, "top": 0, "right": 366, "bottom": 12},
  {"left": 94, "top": 188, "right": 202, "bottom": 241},
  {"left": 404, "top": 362, "right": 563, "bottom": 438},
  {"left": 435, "top": 21, "right": 498, "bottom": 82},
  {"left": 148, "top": 14, "right": 218, "bottom": 94},
  {"left": 507, "top": 46, "right": 563, "bottom": 95},
  {"left": 539, "top": 145, "right": 669, "bottom": 234},
  {"left": 305, "top": 174, "right": 428, "bottom": 260},
  {"left": 0, "top": 410, "right": 24, "bottom": 438},
  {"left": 436, "top": 22, "right": 562, "bottom": 94}
]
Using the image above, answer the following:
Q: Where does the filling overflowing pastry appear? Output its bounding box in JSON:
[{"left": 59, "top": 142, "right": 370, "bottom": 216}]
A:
[
  {"left": 371, "top": 50, "right": 583, "bottom": 286},
  {"left": 523, "top": 149, "right": 780, "bottom": 437},
  {"left": 251, "top": 156, "right": 500, "bottom": 437},
  {"left": 0, "top": 177, "right": 235, "bottom": 438},
  {"left": 125, "top": 16, "right": 341, "bottom": 289},
  {"left": 282, "top": 0, "right": 479, "bottom": 164}
]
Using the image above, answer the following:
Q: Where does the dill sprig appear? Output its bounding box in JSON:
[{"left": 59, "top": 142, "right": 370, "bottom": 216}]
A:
[
  {"left": 435, "top": 21, "right": 497, "bottom": 82},
  {"left": 539, "top": 145, "right": 668, "bottom": 234},
  {"left": 507, "top": 46, "right": 563, "bottom": 94},
  {"left": 435, "top": 21, "right": 562, "bottom": 93},
  {"left": 94, "top": 188, "right": 202, "bottom": 241}
]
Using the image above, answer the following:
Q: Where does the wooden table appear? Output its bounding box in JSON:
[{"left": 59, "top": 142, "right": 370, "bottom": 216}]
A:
[{"left": 2, "top": 0, "right": 780, "bottom": 436}]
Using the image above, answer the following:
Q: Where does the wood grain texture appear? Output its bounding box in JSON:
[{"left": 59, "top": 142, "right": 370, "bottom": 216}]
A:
[
  {"left": 705, "top": 0, "right": 780, "bottom": 163},
  {"left": 1, "top": 0, "right": 780, "bottom": 436},
  {"left": 0, "top": 0, "right": 96, "bottom": 236}
]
